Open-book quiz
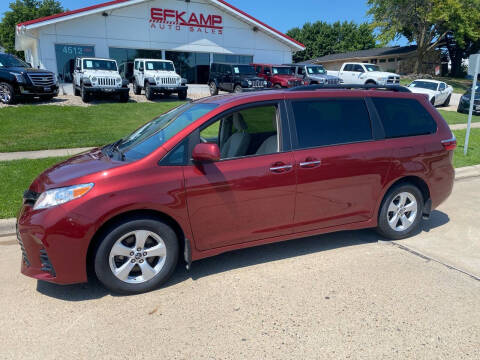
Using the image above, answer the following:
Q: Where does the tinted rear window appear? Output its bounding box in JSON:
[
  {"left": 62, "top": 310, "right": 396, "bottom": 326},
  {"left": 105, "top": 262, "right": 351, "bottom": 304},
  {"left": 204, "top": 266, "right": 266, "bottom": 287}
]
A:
[
  {"left": 291, "top": 98, "right": 373, "bottom": 149},
  {"left": 372, "top": 98, "right": 437, "bottom": 138}
]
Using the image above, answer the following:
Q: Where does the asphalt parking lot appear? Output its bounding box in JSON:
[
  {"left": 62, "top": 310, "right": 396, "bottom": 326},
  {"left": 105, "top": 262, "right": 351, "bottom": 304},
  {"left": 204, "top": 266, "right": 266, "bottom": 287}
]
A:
[{"left": 1, "top": 178, "right": 479, "bottom": 359}]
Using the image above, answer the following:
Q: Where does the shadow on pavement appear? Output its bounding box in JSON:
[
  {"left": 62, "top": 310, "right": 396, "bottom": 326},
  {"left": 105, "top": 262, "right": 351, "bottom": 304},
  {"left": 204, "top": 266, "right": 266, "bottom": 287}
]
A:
[{"left": 35, "top": 210, "right": 449, "bottom": 301}]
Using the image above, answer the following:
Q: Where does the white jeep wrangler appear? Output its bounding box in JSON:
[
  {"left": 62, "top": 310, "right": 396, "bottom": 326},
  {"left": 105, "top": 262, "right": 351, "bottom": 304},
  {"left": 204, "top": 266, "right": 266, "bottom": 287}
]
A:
[
  {"left": 133, "top": 59, "right": 188, "bottom": 100},
  {"left": 73, "top": 57, "right": 129, "bottom": 103}
]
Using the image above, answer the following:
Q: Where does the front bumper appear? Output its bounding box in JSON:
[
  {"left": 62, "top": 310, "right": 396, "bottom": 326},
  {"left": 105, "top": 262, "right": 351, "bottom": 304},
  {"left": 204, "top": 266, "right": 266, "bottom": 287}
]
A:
[
  {"left": 84, "top": 86, "right": 129, "bottom": 94},
  {"left": 17, "top": 204, "right": 95, "bottom": 285},
  {"left": 18, "top": 84, "right": 59, "bottom": 97},
  {"left": 149, "top": 85, "right": 188, "bottom": 93},
  {"left": 237, "top": 87, "right": 268, "bottom": 92}
]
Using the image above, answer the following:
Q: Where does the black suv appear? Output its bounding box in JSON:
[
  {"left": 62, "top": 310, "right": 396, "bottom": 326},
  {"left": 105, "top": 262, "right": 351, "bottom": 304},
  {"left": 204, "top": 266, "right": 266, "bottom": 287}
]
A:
[
  {"left": 209, "top": 63, "right": 269, "bottom": 95},
  {"left": 0, "top": 53, "right": 59, "bottom": 105}
]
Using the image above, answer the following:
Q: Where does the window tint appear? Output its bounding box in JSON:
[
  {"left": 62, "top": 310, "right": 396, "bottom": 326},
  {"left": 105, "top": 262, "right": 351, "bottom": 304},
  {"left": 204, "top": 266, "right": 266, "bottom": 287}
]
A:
[
  {"left": 439, "top": 83, "right": 446, "bottom": 91},
  {"left": 291, "top": 98, "right": 372, "bottom": 149},
  {"left": 372, "top": 98, "right": 437, "bottom": 138},
  {"left": 160, "top": 139, "right": 188, "bottom": 166},
  {"left": 344, "top": 64, "right": 353, "bottom": 71},
  {"left": 353, "top": 64, "right": 364, "bottom": 72},
  {"left": 200, "top": 105, "right": 279, "bottom": 159}
]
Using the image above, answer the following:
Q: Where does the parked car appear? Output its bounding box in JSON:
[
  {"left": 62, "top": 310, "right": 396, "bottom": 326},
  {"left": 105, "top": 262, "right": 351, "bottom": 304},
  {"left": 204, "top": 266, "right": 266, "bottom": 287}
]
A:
[
  {"left": 73, "top": 57, "right": 129, "bottom": 103},
  {"left": 209, "top": 62, "right": 269, "bottom": 95},
  {"left": 0, "top": 52, "right": 59, "bottom": 105},
  {"left": 17, "top": 85, "right": 456, "bottom": 294},
  {"left": 286, "top": 64, "right": 341, "bottom": 85},
  {"left": 328, "top": 62, "right": 400, "bottom": 86},
  {"left": 252, "top": 63, "right": 303, "bottom": 88},
  {"left": 132, "top": 58, "right": 187, "bottom": 100},
  {"left": 457, "top": 85, "right": 480, "bottom": 115},
  {"left": 407, "top": 79, "right": 453, "bottom": 106}
]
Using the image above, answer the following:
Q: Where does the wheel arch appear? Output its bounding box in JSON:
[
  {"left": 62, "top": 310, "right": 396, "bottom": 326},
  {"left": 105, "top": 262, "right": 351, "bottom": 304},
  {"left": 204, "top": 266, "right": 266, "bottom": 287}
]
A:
[
  {"left": 365, "top": 79, "right": 377, "bottom": 85},
  {"left": 376, "top": 175, "right": 431, "bottom": 221},
  {"left": 86, "top": 209, "right": 187, "bottom": 279}
]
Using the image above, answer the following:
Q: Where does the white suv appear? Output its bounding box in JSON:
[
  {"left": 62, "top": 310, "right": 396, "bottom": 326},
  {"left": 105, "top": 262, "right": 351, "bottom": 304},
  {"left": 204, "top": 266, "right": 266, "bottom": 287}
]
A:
[
  {"left": 73, "top": 57, "right": 129, "bottom": 103},
  {"left": 133, "top": 59, "right": 188, "bottom": 100}
]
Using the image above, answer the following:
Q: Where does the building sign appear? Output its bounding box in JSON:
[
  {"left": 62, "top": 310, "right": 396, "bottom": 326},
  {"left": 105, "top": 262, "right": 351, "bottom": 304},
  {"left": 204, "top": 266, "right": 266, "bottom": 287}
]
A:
[{"left": 150, "top": 8, "right": 223, "bottom": 34}]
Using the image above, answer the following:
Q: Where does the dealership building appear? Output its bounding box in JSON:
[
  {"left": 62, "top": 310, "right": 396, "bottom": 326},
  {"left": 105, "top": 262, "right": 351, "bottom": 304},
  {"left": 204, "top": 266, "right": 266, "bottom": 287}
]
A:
[{"left": 15, "top": 0, "right": 305, "bottom": 84}]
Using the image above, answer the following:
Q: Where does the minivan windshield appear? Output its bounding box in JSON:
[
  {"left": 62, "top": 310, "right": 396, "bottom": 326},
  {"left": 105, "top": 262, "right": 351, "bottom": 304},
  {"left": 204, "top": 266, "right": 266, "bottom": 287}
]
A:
[
  {"left": 116, "top": 103, "right": 218, "bottom": 160},
  {"left": 0, "top": 53, "right": 29, "bottom": 68},
  {"left": 233, "top": 65, "right": 256, "bottom": 75},
  {"left": 145, "top": 61, "right": 175, "bottom": 71},
  {"left": 83, "top": 59, "right": 118, "bottom": 71},
  {"left": 306, "top": 66, "right": 326, "bottom": 75}
]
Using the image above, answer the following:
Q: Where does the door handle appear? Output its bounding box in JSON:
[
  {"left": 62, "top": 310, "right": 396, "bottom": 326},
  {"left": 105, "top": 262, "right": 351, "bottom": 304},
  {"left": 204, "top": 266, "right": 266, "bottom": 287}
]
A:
[
  {"left": 270, "top": 164, "right": 293, "bottom": 173},
  {"left": 299, "top": 159, "right": 322, "bottom": 169}
]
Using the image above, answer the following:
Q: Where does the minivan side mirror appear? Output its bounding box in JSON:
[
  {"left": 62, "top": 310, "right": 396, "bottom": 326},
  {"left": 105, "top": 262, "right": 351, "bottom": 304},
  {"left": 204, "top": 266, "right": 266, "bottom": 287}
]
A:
[{"left": 192, "top": 143, "right": 220, "bottom": 162}]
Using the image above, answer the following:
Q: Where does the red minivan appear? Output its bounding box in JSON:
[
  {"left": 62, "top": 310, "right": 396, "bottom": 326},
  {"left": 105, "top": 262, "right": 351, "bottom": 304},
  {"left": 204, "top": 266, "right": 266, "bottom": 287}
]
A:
[{"left": 17, "top": 85, "right": 456, "bottom": 294}]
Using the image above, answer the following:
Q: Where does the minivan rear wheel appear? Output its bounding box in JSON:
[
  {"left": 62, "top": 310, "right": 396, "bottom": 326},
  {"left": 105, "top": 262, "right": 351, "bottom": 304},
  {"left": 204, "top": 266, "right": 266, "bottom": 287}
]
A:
[
  {"left": 94, "top": 217, "right": 179, "bottom": 294},
  {"left": 376, "top": 184, "right": 424, "bottom": 240}
]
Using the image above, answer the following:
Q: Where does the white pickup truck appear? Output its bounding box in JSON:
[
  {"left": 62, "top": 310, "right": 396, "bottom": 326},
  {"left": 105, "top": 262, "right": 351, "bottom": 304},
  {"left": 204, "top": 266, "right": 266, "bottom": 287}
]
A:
[{"left": 327, "top": 63, "right": 400, "bottom": 86}]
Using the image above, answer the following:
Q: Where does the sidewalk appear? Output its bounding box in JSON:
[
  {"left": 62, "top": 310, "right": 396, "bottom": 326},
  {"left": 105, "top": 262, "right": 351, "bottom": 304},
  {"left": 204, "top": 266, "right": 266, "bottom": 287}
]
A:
[
  {"left": 0, "top": 147, "right": 94, "bottom": 161},
  {"left": 450, "top": 122, "right": 480, "bottom": 130}
]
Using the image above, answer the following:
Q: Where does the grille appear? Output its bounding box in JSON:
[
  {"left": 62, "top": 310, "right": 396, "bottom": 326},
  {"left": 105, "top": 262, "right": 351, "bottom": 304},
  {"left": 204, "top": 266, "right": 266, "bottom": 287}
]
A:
[
  {"left": 327, "top": 78, "right": 340, "bottom": 85},
  {"left": 97, "top": 77, "right": 116, "bottom": 86},
  {"left": 17, "top": 233, "right": 30, "bottom": 267},
  {"left": 40, "top": 248, "right": 56, "bottom": 276},
  {"left": 27, "top": 73, "right": 55, "bottom": 87},
  {"left": 252, "top": 80, "right": 264, "bottom": 88},
  {"left": 159, "top": 77, "right": 178, "bottom": 85},
  {"left": 288, "top": 80, "right": 303, "bottom": 87},
  {"left": 387, "top": 76, "right": 400, "bottom": 84}
]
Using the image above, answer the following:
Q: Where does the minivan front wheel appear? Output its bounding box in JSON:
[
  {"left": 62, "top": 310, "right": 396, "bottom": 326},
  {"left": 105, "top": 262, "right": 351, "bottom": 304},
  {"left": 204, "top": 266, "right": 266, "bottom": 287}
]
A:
[
  {"left": 376, "top": 184, "right": 424, "bottom": 240},
  {"left": 94, "top": 217, "right": 179, "bottom": 294}
]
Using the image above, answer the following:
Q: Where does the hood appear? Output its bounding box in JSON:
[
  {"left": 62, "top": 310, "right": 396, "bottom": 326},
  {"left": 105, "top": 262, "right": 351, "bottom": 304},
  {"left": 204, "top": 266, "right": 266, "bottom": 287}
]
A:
[
  {"left": 30, "top": 148, "right": 124, "bottom": 193},
  {"left": 408, "top": 87, "right": 436, "bottom": 98},
  {"left": 83, "top": 70, "right": 120, "bottom": 77},
  {"left": 238, "top": 74, "right": 265, "bottom": 81},
  {"left": 3, "top": 66, "right": 51, "bottom": 74},
  {"left": 309, "top": 74, "right": 339, "bottom": 80},
  {"left": 463, "top": 91, "right": 480, "bottom": 100},
  {"left": 368, "top": 71, "right": 399, "bottom": 78},
  {"left": 271, "top": 74, "right": 298, "bottom": 81}
]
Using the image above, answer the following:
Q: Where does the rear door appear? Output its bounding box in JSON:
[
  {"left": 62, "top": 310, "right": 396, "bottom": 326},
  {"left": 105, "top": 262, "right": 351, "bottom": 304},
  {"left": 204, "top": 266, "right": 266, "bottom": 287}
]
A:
[
  {"left": 287, "top": 95, "right": 393, "bottom": 232},
  {"left": 184, "top": 101, "right": 296, "bottom": 251}
]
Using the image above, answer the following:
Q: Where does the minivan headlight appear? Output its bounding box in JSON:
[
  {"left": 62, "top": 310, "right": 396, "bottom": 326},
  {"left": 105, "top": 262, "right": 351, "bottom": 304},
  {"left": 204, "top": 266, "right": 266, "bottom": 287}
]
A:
[{"left": 34, "top": 183, "right": 94, "bottom": 210}]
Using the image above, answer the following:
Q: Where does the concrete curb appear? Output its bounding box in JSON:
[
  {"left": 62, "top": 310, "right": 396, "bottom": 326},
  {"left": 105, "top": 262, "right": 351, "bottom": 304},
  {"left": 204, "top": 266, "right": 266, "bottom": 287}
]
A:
[{"left": 1, "top": 165, "right": 480, "bottom": 239}]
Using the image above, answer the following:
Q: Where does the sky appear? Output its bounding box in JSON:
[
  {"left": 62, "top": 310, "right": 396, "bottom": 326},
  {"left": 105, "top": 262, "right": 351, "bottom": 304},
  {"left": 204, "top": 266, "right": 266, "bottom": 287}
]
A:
[{"left": 0, "top": 0, "right": 408, "bottom": 46}]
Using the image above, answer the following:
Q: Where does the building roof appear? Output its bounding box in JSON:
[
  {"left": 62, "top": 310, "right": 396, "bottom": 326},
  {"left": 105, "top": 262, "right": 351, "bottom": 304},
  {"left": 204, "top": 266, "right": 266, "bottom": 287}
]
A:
[
  {"left": 16, "top": 0, "right": 305, "bottom": 51},
  {"left": 303, "top": 45, "right": 418, "bottom": 63}
]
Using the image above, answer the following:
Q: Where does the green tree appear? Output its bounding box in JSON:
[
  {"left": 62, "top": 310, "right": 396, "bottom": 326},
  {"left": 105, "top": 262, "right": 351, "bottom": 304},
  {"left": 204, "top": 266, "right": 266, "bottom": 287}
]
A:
[
  {"left": 367, "top": 0, "right": 480, "bottom": 74},
  {"left": 287, "top": 21, "right": 377, "bottom": 63},
  {"left": 0, "top": 0, "right": 64, "bottom": 57}
]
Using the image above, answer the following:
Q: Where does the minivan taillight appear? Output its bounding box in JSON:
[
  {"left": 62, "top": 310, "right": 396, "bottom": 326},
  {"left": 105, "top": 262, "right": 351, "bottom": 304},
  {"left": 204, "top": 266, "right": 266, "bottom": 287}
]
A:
[{"left": 441, "top": 137, "right": 457, "bottom": 151}]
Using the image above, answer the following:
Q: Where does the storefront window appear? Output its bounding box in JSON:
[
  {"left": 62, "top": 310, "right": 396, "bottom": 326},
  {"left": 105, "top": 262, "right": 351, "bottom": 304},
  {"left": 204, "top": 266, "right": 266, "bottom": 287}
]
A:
[
  {"left": 109, "top": 48, "right": 164, "bottom": 81},
  {"left": 165, "top": 51, "right": 210, "bottom": 84},
  {"left": 213, "top": 54, "right": 253, "bottom": 64},
  {"left": 55, "top": 44, "right": 95, "bottom": 83}
]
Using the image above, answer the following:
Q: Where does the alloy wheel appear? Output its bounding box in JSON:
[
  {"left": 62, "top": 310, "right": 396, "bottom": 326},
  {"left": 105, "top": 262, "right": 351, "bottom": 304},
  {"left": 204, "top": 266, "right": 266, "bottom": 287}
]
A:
[
  {"left": 387, "top": 192, "right": 418, "bottom": 232},
  {"left": 0, "top": 84, "right": 11, "bottom": 104},
  {"left": 109, "top": 230, "right": 167, "bottom": 284}
]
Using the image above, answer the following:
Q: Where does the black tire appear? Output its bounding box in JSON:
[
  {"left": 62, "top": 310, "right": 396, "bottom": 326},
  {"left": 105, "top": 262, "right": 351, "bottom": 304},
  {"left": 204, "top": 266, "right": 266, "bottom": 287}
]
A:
[
  {"left": 274, "top": 84, "right": 282, "bottom": 89},
  {"left": 119, "top": 92, "right": 129, "bottom": 103},
  {"left": 209, "top": 81, "right": 219, "bottom": 96},
  {"left": 133, "top": 81, "right": 141, "bottom": 95},
  {"left": 74, "top": 86, "right": 81, "bottom": 96},
  {"left": 442, "top": 94, "right": 451, "bottom": 107},
  {"left": 234, "top": 85, "right": 243, "bottom": 93},
  {"left": 376, "top": 183, "right": 424, "bottom": 240},
  {"left": 94, "top": 217, "right": 179, "bottom": 294},
  {"left": 430, "top": 97, "right": 435, "bottom": 106},
  {"left": 81, "top": 85, "right": 91, "bottom": 103},
  {"left": 178, "top": 89, "right": 187, "bottom": 100},
  {"left": 0, "top": 82, "right": 16, "bottom": 105},
  {"left": 145, "top": 83, "right": 154, "bottom": 100}
]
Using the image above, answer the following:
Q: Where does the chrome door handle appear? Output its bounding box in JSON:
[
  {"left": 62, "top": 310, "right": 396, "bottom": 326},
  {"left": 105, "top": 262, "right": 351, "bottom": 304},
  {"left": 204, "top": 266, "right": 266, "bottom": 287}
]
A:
[
  {"left": 299, "top": 160, "right": 322, "bottom": 168},
  {"left": 270, "top": 164, "right": 293, "bottom": 172}
]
